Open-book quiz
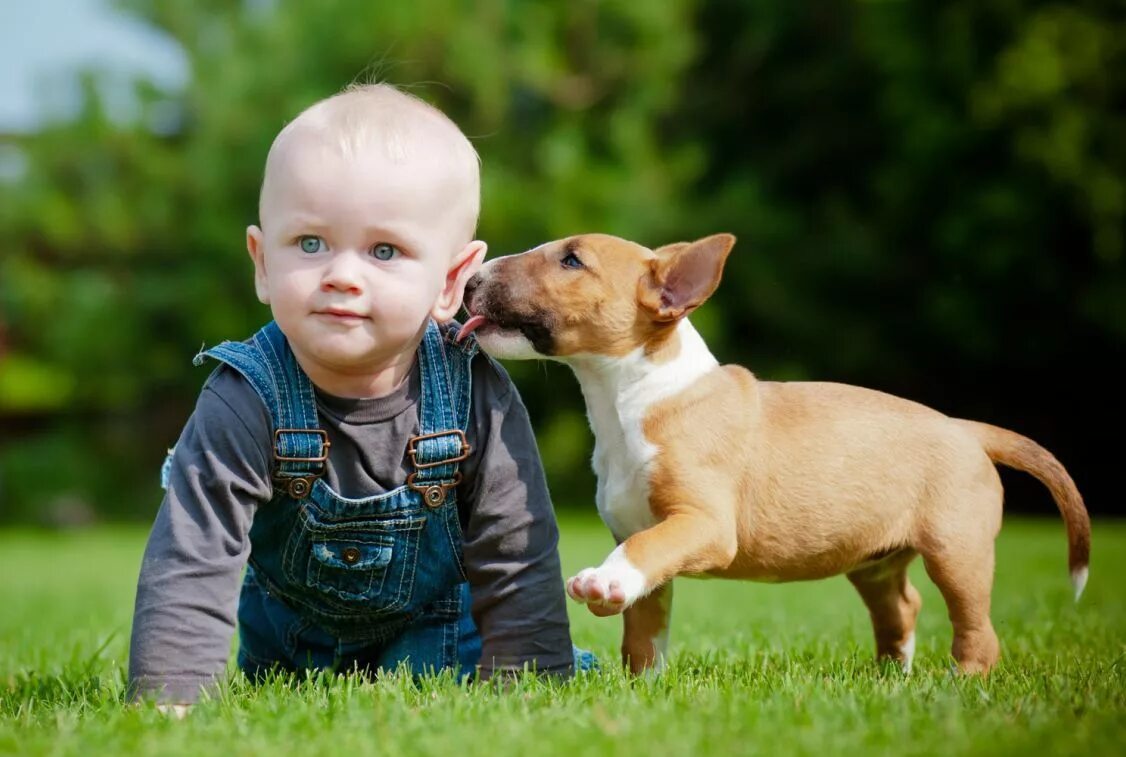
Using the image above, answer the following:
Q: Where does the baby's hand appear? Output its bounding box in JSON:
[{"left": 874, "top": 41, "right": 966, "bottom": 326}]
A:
[{"left": 155, "top": 704, "right": 192, "bottom": 719}]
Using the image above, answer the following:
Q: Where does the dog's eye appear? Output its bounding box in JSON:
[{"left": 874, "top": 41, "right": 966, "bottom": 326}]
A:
[{"left": 561, "top": 252, "right": 584, "bottom": 270}]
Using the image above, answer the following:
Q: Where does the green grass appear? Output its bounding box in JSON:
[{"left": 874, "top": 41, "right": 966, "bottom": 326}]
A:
[{"left": 1, "top": 514, "right": 1123, "bottom": 756}]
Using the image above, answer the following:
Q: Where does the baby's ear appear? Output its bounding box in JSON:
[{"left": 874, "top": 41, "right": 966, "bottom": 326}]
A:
[
  {"left": 246, "top": 225, "right": 270, "bottom": 305},
  {"left": 432, "top": 240, "right": 488, "bottom": 322}
]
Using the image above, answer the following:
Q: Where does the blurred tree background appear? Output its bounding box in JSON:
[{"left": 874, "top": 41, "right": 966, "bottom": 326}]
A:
[{"left": 0, "top": 0, "right": 1122, "bottom": 525}]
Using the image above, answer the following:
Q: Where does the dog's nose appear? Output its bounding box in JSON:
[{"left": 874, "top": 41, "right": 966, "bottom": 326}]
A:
[{"left": 465, "top": 273, "right": 481, "bottom": 299}]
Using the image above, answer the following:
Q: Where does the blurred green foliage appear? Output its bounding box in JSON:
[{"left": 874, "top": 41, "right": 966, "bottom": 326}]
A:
[{"left": 1, "top": 0, "right": 1123, "bottom": 523}]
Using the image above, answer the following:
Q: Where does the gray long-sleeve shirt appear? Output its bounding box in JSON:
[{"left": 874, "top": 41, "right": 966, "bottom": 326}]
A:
[{"left": 129, "top": 351, "right": 573, "bottom": 702}]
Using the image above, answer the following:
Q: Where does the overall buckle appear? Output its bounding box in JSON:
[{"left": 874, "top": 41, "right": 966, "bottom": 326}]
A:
[
  {"left": 273, "top": 429, "right": 330, "bottom": 499},
  {"left": 273, "top": 428, "right": 331, "bottom": 463},
  {"left": 407, "top": 429, "right": 470, "bottom": 468}
]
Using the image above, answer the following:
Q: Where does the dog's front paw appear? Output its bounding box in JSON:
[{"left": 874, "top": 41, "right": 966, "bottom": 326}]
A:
[{"left": 567, "top": 568, "right": 629, "bottom": 616}]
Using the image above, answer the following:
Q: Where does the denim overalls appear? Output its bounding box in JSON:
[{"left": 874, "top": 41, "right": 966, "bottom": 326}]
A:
[{"left": 190, "top": 319, "right": 482, "bottom": 678}]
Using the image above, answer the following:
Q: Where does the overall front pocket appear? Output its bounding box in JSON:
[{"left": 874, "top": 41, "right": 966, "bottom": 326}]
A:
[
  {"left": 284, "top": 507, "right": 426, "bottom": 616},
  {"left": 308, "top": 536, "right": 393, "bottom": 600}
]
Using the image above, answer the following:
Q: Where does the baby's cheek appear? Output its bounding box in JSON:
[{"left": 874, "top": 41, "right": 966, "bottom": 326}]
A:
[
  {"left": 268, "top": 277, "right": 305, "bottom": 308},
  {"left": 383, "top": 286, "right": 432, "bottom": 320}
]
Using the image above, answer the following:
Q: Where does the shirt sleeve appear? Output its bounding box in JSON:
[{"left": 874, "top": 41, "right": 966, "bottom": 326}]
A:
[
  {"left": 459, "top": 356, "right": 575, "bottom": 678},
  {"left": 128, "top": 368, "right": 273, "bottom": 703}
]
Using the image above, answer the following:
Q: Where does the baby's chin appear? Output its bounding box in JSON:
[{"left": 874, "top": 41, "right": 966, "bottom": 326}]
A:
[
  {"left": 289, "top": 329, "right": 386, "bottom": 368},
  {"left": 307, "top": 337, "right": 395, "bottom": 367},
  {"left": 295, "top": 342, "right": 417, "bottom": 398}
]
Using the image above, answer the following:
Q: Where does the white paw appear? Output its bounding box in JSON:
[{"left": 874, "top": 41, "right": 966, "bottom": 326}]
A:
[
  {"left": 565, "top": 547, "right": 648, "bottom": 614},
  {"left": 566, "top": 567, "right": 628, "bottom": 609}
]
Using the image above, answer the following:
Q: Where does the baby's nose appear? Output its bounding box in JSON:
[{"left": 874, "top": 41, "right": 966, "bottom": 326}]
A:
[{"left": 321, "top": 250, "right": 365, "bottom": 292}]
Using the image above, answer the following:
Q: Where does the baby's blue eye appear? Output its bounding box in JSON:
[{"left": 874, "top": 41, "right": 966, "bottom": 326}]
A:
[
  {"left": 299, "top": 236, "right": 324, "bottom": 254},
  {"left": 371, "top": 243, "right": 399, "bottom": 261}
]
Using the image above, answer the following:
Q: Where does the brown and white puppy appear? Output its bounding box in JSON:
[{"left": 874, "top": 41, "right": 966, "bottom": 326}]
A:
[{"left": 458, "top": 233, "right": 1091, "bottom": 675}]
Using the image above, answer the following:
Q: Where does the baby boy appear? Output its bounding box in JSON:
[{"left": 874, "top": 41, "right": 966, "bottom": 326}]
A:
[{"left": 129, "top": 84, "right": 580, "bottom": 706}]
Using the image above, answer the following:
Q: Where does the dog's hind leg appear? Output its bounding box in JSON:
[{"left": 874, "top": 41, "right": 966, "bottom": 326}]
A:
[
  {"left": 847, "top": 549, "right": 922, "bottom": 672},
  {"left": 920, "top": 540, "right": 1001, "bottom": 674},
  {"left": 621, "top": 581, "right": 673, "bottom": 675}
]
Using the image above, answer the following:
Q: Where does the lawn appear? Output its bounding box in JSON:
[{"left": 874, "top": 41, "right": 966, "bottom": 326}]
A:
[{"left": 1, "top": 513, "right": 1123, "bottom": 756}]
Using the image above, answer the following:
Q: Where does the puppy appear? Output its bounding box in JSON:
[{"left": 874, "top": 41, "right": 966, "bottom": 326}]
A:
[{"left": 459, "top": 233, "right": 1090, "bottom": 675}]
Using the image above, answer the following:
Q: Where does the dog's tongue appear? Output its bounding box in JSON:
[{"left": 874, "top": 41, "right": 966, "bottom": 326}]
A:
[{"left": 456, "top": 315, "right": 488, "bottom": 343}]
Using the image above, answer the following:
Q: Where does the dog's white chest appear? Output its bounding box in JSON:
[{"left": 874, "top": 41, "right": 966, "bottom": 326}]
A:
[
  {"left": 574, "top": 320, "right": 719, "bottom": 541},
  {"left": 591, "top": 425, "right": 657, "bottom": 540}
]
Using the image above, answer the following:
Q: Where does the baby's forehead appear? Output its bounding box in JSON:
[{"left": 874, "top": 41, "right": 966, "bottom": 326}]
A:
[
  {"left": 276, "top": 92, "right": 470, "bottom": 166},
  {"left": 258, "top": 87, "right": 480, "bottom": 238},
  {"left": 262, "top": 122, "right": 469, "bottom": 204}
]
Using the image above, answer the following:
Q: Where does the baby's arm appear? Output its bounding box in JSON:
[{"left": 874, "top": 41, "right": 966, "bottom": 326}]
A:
[
  {"left": 129, "top": 370, "right": 273, "bottom": 705},
  {"left": 459, "top": 358, "right": 575, "bottom": 678}
]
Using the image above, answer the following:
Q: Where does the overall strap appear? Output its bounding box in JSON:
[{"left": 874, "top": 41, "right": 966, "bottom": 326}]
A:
[
  {"left": 407, "top": 320, "right": 479, "bottom": 507},
  {"left": 194, "top": 321, "right": 328, "bottom": 494}
]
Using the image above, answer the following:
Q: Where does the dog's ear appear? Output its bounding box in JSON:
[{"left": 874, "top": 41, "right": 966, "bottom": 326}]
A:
[
  {"left": 653, "top": 241, "right": 690, "bottom": 259},
  {"left": 639, "top": 234, "right": 736, "bottom": 322}
]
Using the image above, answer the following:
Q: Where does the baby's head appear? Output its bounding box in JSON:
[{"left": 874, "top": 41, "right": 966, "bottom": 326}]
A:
[
  {"left": 259, "top": 84, "right": 481, "bottom": 246},
  {"left": 247, "top": 84, "right": 487, "bottom": 396}
]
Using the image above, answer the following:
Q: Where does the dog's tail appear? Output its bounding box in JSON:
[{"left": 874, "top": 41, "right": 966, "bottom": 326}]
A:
[{"left": 955, "top": 419, "right": 1091, "bottom": 601}]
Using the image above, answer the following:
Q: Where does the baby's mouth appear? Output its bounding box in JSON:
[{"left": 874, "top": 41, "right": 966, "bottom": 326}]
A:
[{"left": 315, "top": 308, "right": 369, "bottom": 323}]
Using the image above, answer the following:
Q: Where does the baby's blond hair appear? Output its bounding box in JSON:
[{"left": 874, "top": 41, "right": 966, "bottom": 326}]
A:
[{"left": 259, "top": 83, "right": 480, "bottom": 242}]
